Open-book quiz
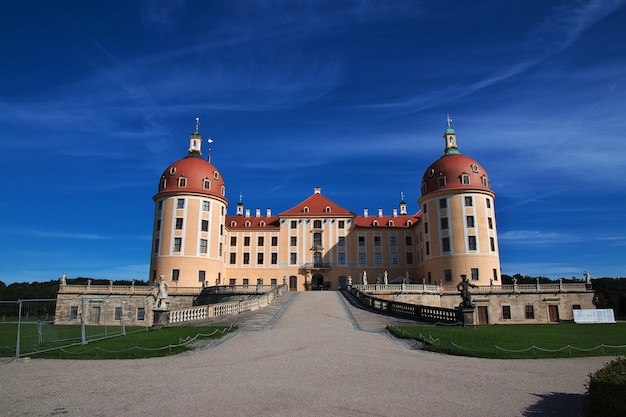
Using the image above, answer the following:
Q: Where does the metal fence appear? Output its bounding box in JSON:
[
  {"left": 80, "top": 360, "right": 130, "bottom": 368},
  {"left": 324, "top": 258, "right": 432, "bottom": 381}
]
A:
[{"left": 1, "top": 297, "right": 149, "bottom": 359}]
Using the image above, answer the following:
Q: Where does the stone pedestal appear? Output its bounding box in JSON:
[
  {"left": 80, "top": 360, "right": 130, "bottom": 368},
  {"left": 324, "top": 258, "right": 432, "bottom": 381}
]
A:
[
  {"left": 153, "top": 310, "right": 169, "bottom": 327},
  {"left": 457, "top": 307, "right": 475, "bottom": 327}
]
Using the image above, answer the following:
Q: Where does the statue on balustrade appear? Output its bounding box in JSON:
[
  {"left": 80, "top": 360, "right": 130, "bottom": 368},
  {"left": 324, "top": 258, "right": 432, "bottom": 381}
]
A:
[
  {"left": 154, "top": 276, "right": 170, "bottom": 311},
  {"left": 457, "top": 275, "right": 477, "bottom": 309}
]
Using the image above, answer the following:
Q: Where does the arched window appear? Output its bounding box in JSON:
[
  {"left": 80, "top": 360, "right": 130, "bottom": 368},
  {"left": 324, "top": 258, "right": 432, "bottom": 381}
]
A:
[
  {"left": 230, "top": 221, "right": 237, "bottom": 227},
  {"left": 407, "top": 220, "right": 413, "bottom": 226},
  {"left": 388, "top": 220, "right": 394, "bottom": 227},
  {"left": 260, "top": 221, "right": 266, "bottom": 227},
  {"left": 461, "top": 173, "right": 470, "bottom": 185},
  {"left": 245, "top": 221, "right": 251, "bottom": 227},
  {"left": 303, "top": 206, "right": 309, "bottom": 213},
  {"left": 178, "top": 177, "right": 187, "bottom": 187},
  {"left": 372, "top": 220, "right": 379, "bottom": 227},
  {"left": 324, "top": 206, "right": 331, "bottom": 213},
  {"left": 160, "top": 177, "right": 167, "bottom": 190},
  {"left": 214, "top": 171, "right": 219, "bottom": 180},
  {"left": 203, "top": 179, "right": 210, "bottom": 190},
  {"left": 221, "top": 185, "right": 225, "bottom": 196}
]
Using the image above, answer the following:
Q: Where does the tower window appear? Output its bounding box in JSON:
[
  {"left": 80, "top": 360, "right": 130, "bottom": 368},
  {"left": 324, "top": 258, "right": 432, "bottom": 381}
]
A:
[
  {"left": 421, "top": 182, "right": 427, "bottom": 194},
  {"left": 439, "top": 198, "right": 447, "bottom": 209},
  {"left": 471, "top": 268, "right": 479, "bottom": 281},
  {"left": 169, "top": 167, "right": 176, "bottom": 175},
  {"left": 461, "top": 174, "right": 470, "bottom": 185},
  {"left": 201, "top": 220, "right": 208, "bottom": 232},
  {"left": 175, "top": 218, "right": 183, "bottom": 229},
  {"left": 177, "top": 199, "right": 184, "bottom": 209},
  {"left": 178, "top": 177, "right": 187, "bottom": 187},
  {"left": 466, "top": 215, "right": 475, "bottom": 228},
  {"left": 440, "top": 218, "right": 448, "bottom": 230},
  {"left": 203, "top": 179, "right": 210, "bottom": 190},
  {"left": 465, "top": 196, "right": 473, "bottom": 207},
  {"left": 445, "top": 269, "right": 452, "bottom": 282},
  {"left": 442, "top": 237, "right": 450, "bottom": 252},
  {"left": 172, "top": 269, "right": 179, "bottom": 281},
  {"left": 220, "top": 185, "right": 225, "bottom": 196},
  {"left": 214, "top": 172, "right": 219, "bottom": 180},
  {"left": 438, "top": 176, "right": 447, "bottom": 187},
  {"left": 471, "top": 164, "right": 479, "bottom": 173},
  {"left": 488, "top": 217, "right": 493, "bottom": 229},
  {"left": 482, "top": 176, "right": 488, "bottom": 187},
  {"left": 202, "top": 201, "right": 210, "bottom": 211},
  {"left": 198, "top": 270, "right": 205, "bottom": 283},
  {"left": 200, "top": 239, "right": 207, "bottom": 253},
  {"left": 468, "top": 236, "right": 477, "bottom": 250},
  {"left": 173, "top": 238, "right": 182, "bottom": 252},
  {"left": 486, "top": 198, "right": 491, "bottom": 208}
]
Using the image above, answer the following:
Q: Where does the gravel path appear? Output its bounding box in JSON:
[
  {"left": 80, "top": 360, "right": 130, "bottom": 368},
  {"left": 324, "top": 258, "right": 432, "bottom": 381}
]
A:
[{"left": 0, "top": 292, "right": 610, "bottom": 417}]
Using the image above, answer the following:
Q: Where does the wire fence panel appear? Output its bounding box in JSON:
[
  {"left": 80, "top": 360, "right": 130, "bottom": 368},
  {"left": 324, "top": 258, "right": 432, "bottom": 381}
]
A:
[{"left": 1, "top": 297, "right": 150, "bottom": 359}]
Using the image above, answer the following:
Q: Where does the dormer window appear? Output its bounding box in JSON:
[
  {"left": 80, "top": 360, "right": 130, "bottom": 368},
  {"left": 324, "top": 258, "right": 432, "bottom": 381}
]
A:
[
  {"left": 160, "top": 177, "right": 167, "bottom": 190},
  {"left": 260, "top": 221, "right": 266, "bottom": 227},
  {"left": 421, "top": 182, "right": 427, "bottom": 194},
  {"left": 471, "top": 164, "right": 479, "bottom": 173},
  {"left": 203, "top": 179, "right": 210, "bottom": 190},
  {"left": 220, "top": 185, "right": 225, "bottom": 196},
  {"left": 214, "top": 171, "right": 219, "bottom": 180},
  {"left": 230, "top": 221, "right": 237, "bottom": 227},
  {"left": 245, "top": 221, "right": 251, "bottom": 227},
  {"left": 388, "top": 220, "right": 394, "bottom": 227},
  {"left": 482, "top": 176, "right": 488, "bottom": 187},
  {"left": 325, "top": 206, "right": 331, "bottom": 213},
  {"left": 407, "top": 220, "right": 413, "bottom": 226},
  {"left": 438, "top": 176, "right": 447, "bottom": 188},
  {"left": 303, "top": 206, "right": 309, "bottom": 213},
  {"left": 461, "top": 173, "right": 470, "bottom": 185},
  {"left": 178, "top": 177, "right": 187, "bottom": 187},
  {"left": 372, "top": 220, "right": 379, "bottom": 227},
  {"left": 169, "top": 167, "right": 176, "bottom": 175}
]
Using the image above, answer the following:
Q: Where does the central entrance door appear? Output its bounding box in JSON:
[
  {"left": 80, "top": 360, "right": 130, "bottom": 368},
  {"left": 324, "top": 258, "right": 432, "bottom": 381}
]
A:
[{"left": 312, "top": 273, "right": 324, "bottom": 290}]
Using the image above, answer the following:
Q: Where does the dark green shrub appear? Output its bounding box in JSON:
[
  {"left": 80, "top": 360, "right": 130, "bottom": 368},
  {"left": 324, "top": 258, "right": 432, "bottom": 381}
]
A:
[{"left": 584, "top": 356, "right": 626, "bottom": 417}]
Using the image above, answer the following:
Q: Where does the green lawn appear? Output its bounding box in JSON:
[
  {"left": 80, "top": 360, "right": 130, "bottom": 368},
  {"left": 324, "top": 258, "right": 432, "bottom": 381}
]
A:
[
  {"left": 388, "top": 322, "right": 626, "bottom": 359},
  {"left": 0, "top": 323, "right": 236, "bottom": 359}
]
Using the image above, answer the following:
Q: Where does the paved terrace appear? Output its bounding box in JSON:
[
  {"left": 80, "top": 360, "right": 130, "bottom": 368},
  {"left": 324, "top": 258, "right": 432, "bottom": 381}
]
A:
[{"left": 0, "top": 292, "right": 609, "bottom": 417}]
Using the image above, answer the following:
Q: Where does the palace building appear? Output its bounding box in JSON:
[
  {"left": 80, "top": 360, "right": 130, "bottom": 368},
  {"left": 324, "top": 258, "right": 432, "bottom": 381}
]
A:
[{"left": 149, "top": 120, "right": 501, "bottom": 292}]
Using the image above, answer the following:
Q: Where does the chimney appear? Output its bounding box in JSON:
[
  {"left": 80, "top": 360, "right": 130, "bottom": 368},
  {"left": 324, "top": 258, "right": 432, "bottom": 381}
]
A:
[
  {"left": 267, "top": 208, "right": 272, "bottom": 217},
  {"left": 314, "top": 187, "right": 321, "bottom": 194},
  {"left": 363, "top": 208, "right": 368, "bottom": 217},
  {"left": 378, "top": 208, "right": 383, "bottom": 217},
  {"left": 393, "top": 208, "right": 398, "bottom": 217},
  {"left": 256, "top": 208, "right": 261, "bottom": 217},
  {"left": 245, "top": 208, "right": 250, "bottom": 217}
]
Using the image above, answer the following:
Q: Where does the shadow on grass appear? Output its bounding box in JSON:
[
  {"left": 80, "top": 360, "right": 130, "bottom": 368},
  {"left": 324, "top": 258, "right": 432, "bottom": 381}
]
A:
[{"left": 523, "top": 392, "right": 584, "bottom": 417}]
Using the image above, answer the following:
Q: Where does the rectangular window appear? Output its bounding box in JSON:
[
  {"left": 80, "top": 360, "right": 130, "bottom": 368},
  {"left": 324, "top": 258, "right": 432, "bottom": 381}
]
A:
[
  {"left": 290, "top": 236, "right": 297, "bottom": 246},
  {"left": 173, "top": 237, "right": 182, "bottom": 252},
  {"left": 438, "top": 177, "right": 446, "bottom": 187},
  {"left": 257, "top": 278, "right": 263, "bottom": 285},
  {"left": 465, "top": 196, "right": 473, "bottom": 206},
  {"left": 271, "top": 236, "right": 278, "bottom": 246},
  {"left": 290, "top": 253, "right": 297, "bottom": 265},
  {"left": 229, "top": 278, "right": 236, "bottom": 286},
  {"left": 271, "top": 253, "right": 277, "bottom": 265},
  {"left": 502, "top": 305, "right": 511, "bottom": 320},
  {"left": 313, "top": 233, "right": 322, "bottom": 246},
  {"left": 200, "top": 239, "right": 207, "bottom": 253},
  {"left": 493, "top": 268, "right": 498, "bottom": 281},
  {"left": 471, "top": 268, "right": 479, "bottom": 281},
  {"left": 198, "top": 270, "right": 205, "bottom": 283},
  {"left": 461, "top": 174, "right": 470, "bottom": 185},
  {"left": 153, "top": 239, "right": 159, "bottom": 254},
  {"left": 405, "top": 236, "right": 413, "bottom": 246},
  {"left": 486, "top": 199, "right": 491, "bottom": 208},
  {"left": 425, "top": 241, "right": 430, "bottom": 255},
  {"left": 525, "top": 305, "right": 535, "bottom": 319},
  {"left": 271, "top": 278, "right": 277, "bottom": 288},
  {"left": 201, "top": 220, "right": 208, "bottom": 232},
  {"left": 338, "top": 236, "right": 345, "bottom": 246},
  {"left": 338, "top": 220, "right": 345, "bottom": 228},
  {"left": 229, "top": 253, "right": 236, "bottom": 264},
  {"left": 290, "top": 220, "right": 297, "bottom": 229},
  {"left": 424, "top": 222, "right": 429, "bottom": 234},
  {"left": 230, "top": 236, "right": 237, "bottom": 246},
  {"left": 444, "top": 269, "right": 452, "bottom": 282},
  {"left": 358, "top": 236, "right": 365, "bottom": 247},
  {"left": 439, "top": 198, "right": 447, "bottom": 209},
  {"left": 466, "top": 215, "right": 475, "bottom": 228},
  {"left": 389, "top": 236, "right": 397, "bottom": 246},
  {"left": 177, "top": 198, "right": 184, "bottom": 209},
  {"left": 243, "top": 253, "right": 250, "bottom": 264},
  {"left": 390, "top": 252, "right": 398, "bottom": 264},
  {"left": 175, "top": 218, "right": 183, "bottom": 229},
  {"left": 70, "top": 306, "right": 78, "bottom": 320},
  {"left": 137, "top": 307, "right": 145, "bottom": 321},
  {"left": 257, "top": 253, "right": 264, "bottom": 264},
  {"left": 359, "top": 252, "right": 366, "bottom": 265},
  {"left": 156, "top": 219, "right": 161, "bottom": 231},
  {"left": 423, "top": 203, "right": 427, "bottom": 213},
  {"left": 490, "top": 237, "right": 496, "bottom": 252},
  {"left": 406, "top": 252, "right": 413, "bottom": 264},
  {"left": 338, "top": 252, "right": 345, "bottom": 265},
  {"left": 258, "top": 236, "right": 264, "bottom": 246},
  {"left": 488, "top": 217, "right": 493, "bottom": 229},
  {"left": 172, "top": 269, "right": 179, "bottom": 281},
  {"left": 244, "top": 236, "right": 250, "bottom": 246},
  {"left": 440, "top": 217, "right": 448, "bottom": 230},
  {"left": 115, "top": 307, "right": 122, "bottom": 320},
  {"left": 375, "top": 252, "right": 381, "bottom": 265},
  {"left": 442, "top": 237, "right": 450, "bottom": 252},
  {"left": 374, "top": 236, "right": 381, "bottom": 246},
  {"left": 468, "top": 236, "right": 477, "bottom": 250},
  {"left": 243, "top": 278, "right": 249, "bottom": 288},
  {"left": 202, "top": 201, "right": 210, "bottom": 211}
]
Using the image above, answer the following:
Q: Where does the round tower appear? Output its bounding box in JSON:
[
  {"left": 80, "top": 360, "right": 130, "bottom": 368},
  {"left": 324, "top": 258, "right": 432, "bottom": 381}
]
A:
[
  {"left": 417, "top": 116, "right": 500, "bottom": 286},
  {"left": 149, "top": 120, "right": 228, "bottom": 287}
]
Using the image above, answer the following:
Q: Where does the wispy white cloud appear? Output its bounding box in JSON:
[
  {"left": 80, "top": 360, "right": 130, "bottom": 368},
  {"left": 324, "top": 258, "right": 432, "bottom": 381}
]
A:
[{"left": 499, "top": 230, "right": 579, "bottom": 244}]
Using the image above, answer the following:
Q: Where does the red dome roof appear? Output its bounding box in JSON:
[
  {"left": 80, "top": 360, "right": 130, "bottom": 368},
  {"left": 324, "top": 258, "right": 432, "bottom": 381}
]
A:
[
  {"left": 421, "top": 153, "right": 490, "bottom": 196},
  {"left": 155, "top": 153, "right": 226, "bottom": 200}
]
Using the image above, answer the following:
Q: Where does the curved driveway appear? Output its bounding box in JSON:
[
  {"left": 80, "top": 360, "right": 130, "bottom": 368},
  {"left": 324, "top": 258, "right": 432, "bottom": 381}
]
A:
[{"left": 0, "top": 292, "right": 609, "bottom": 416}]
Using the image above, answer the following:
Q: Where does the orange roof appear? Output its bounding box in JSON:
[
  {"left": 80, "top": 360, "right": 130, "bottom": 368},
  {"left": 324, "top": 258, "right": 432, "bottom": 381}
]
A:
[
  {"left": 279, "top": 191, "right": 354, "bottom": 217},
  {"left": 225, "top": 215, "right": 280, "bottom": 229},
  {"left": 354, "top": 213, "right": 421, "bottom": 228}
]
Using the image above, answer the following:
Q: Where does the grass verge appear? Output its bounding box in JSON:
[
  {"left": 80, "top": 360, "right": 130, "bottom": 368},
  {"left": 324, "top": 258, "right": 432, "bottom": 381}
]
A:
[{"left": 388, "top": 322, "right": 626, "bottom": 359}]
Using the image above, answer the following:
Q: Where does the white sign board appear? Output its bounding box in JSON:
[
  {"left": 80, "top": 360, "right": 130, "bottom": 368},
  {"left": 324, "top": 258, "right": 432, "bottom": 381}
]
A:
[{"left": 573, "top": 309, "right": 616, "bottom": 324}]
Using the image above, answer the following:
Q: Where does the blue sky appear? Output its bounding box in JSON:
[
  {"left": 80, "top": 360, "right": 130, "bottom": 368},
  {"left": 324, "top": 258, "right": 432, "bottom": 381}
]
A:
[{"left": 1, "top": 0, "right": 625, "bottom": 284}]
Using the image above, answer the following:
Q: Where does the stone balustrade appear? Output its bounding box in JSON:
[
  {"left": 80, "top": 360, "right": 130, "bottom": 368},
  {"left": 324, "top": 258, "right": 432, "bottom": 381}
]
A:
[{"left": 354, "top": 281, "right": 589, "bottom": 295}]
